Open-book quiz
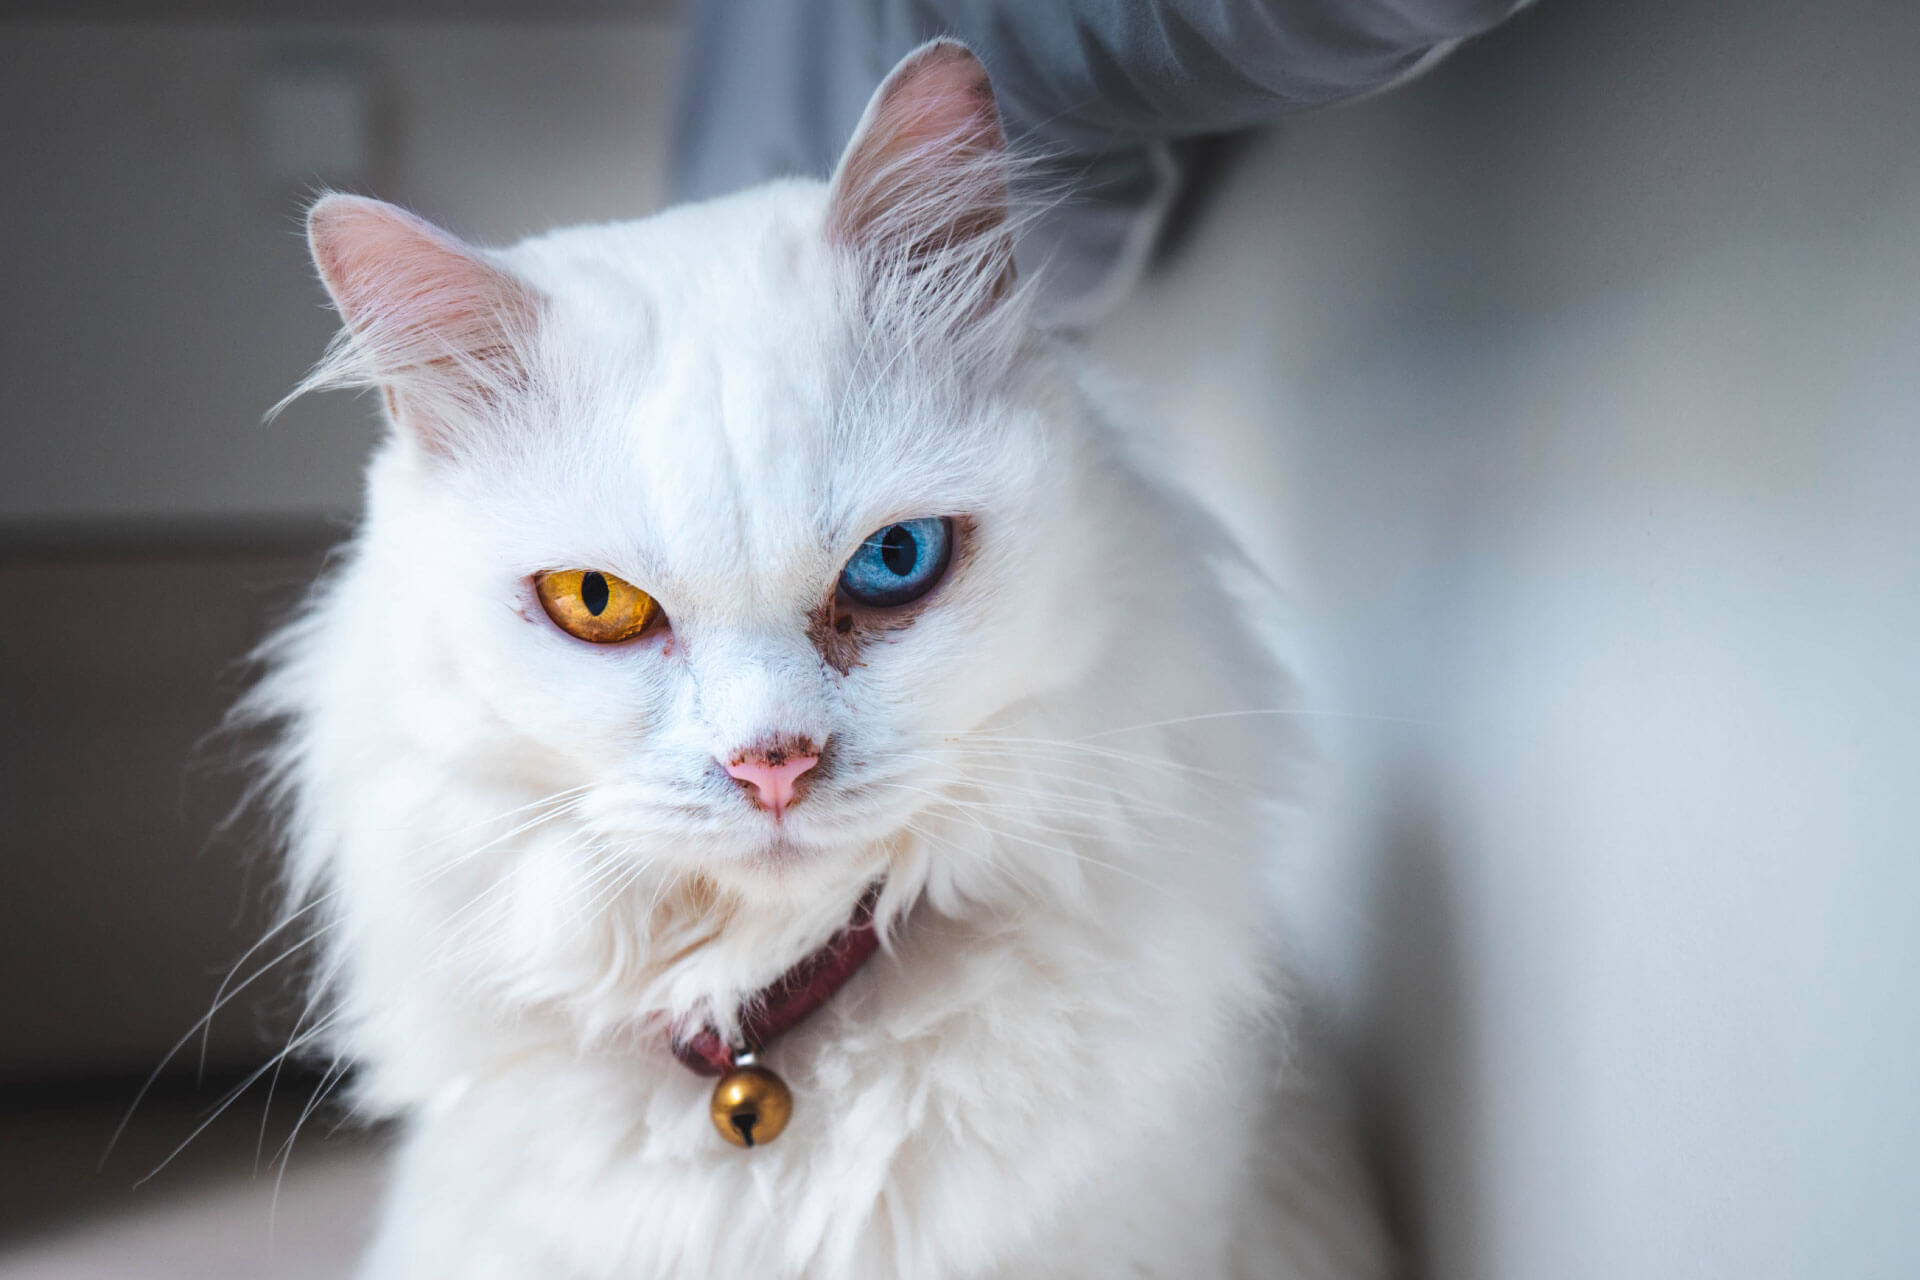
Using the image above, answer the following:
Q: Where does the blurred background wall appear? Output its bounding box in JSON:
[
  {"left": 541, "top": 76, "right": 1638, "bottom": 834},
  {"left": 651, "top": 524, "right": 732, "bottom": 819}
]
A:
[
  {"left": 1093, "top": 2, "right": 1920, "bottom": 1276},
  {"left": 2, "top": 2, "right": 1916, "bottom": 1278}
]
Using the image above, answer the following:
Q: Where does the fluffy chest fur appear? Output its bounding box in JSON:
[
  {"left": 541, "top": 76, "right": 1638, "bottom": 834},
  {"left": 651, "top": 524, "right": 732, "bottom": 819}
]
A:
[{"left": 351, "top": 814, "right": 1276, "bottom": 1278}]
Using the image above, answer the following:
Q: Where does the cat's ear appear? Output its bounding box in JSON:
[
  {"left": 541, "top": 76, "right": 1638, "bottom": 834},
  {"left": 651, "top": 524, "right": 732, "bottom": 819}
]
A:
[
  {"left": 827, "top": 40, "right": 1014, "bottom": 320},
  {"left": 305, "top": 194, "right": 540, "bottom": 456}
]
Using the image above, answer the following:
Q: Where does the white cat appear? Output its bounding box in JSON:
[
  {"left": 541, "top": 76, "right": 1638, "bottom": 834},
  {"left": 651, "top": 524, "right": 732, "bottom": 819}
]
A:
[{"left": 252, "top": 39, "right": 1388, "bottom": 1279}]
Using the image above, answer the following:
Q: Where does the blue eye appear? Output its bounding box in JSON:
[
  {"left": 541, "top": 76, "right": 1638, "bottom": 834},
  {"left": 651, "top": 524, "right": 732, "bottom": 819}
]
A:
[{"left": 839, "top": 517, "right": 953, "bottom": 607}]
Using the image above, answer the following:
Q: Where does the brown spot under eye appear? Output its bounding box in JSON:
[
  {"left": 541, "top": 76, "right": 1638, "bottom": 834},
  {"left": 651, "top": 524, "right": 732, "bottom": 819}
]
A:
[{"left": 810, "top": 596, "right": 865, "bottom": 675}]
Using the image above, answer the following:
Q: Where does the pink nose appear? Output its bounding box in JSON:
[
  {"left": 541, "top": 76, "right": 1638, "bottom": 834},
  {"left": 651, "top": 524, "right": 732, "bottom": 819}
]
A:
[{"left": 723, "top": 749, "right": 820, "bottom": 819}]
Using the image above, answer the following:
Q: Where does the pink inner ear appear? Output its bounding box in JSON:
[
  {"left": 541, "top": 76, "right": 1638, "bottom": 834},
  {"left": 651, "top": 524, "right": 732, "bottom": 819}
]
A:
[
  {"left": 307, "top": 195, "right": 539, "bottom": 453},
  {"left": 862, "top": 42, "right": 1000, "bottom": 161},
  {"left": 827, "top": 40, "right": 1010, "bottom": 267},
  {"left": 309, "top": 195, "right": 537, "bottom": 366}
]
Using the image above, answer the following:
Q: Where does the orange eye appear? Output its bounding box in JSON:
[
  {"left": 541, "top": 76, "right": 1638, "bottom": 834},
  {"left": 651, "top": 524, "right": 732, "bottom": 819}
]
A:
[{"left": 534, "top": 569, "right": 660, "bottom": 644}]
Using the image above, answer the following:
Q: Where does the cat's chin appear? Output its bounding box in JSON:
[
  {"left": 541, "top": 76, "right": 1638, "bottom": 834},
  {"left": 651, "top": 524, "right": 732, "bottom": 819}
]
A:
[
  {"left": 732, "top": 826, "right": 871, "bottom": 874},
  {"left": 736, "top": 829, "right": 818, "bottom": 865},
  {"left": 709, "top": 798, "right": 909, "bottom": 865},
  {"left": 692, "top": 813, "right": 900, "bottom": 898}
]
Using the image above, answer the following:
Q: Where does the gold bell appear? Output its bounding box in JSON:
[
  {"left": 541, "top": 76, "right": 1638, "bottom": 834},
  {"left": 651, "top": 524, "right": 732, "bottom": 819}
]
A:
[{"left": 709, "top": 1055, "right": 793, "bottom": 1148}]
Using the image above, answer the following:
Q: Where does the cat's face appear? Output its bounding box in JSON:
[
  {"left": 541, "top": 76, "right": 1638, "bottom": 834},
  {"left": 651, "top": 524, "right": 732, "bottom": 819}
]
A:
[{"left": 307, "top": 43, "right": 1105, "bottom": 901}]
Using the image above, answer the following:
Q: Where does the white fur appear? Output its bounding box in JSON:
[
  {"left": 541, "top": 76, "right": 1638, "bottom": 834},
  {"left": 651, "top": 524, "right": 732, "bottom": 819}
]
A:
[{"left": 250, "top": 43, "right": 1387, "bottom": 1280}]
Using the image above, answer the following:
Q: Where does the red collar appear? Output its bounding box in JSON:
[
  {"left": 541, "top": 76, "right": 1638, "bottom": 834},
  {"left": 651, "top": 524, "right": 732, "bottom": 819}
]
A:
[{"left": 670, "top": 885, "right": 884, "bottom": 1077}]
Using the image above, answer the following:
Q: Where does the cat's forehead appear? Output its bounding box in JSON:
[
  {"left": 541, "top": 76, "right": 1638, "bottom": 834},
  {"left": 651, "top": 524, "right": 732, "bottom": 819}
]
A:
[
  {"left": 509, "top": 182, "right": 841, "bottom": 345},
  {"left": 492, "top": 186, "right": 1004, "bottom": 597}
]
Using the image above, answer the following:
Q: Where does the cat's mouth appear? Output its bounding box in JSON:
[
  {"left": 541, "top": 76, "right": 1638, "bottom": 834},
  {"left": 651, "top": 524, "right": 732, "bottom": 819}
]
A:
[
  {"left": 720, "top": 755, "right": 907, "bottom": 837},
  {"left": 608, "top": 761, "right": 923, "bottom": 873},
  {"left": 739, "top": 812, "right": 875, "bottom": 866},
  {"left": 722, "top": 784, "right": 915, "bottom": 870}
]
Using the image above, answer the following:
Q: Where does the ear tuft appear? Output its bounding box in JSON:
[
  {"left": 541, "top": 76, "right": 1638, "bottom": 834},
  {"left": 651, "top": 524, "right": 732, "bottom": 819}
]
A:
[
  {"left": 301, "top": 194, "right": 540, "bottom": 455},
  {"left": 827, "top": 40, "right": 1013, "bottom": 321}
]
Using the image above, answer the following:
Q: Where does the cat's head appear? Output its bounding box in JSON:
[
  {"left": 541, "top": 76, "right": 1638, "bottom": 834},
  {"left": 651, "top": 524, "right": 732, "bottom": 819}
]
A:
[{"left": 295, "top": 42, "right": 1115, "bottom": 911}]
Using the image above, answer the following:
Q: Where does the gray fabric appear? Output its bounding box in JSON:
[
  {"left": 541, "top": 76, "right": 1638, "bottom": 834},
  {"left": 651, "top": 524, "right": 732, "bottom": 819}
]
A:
[
  {"left": 673, "top": 0, "right": 1529, "bottom": 323},
  {"left": 671, "top": 0, "right": 892, "bottom": 212},
  {"left": 898, "top": 0, "right": 1524, "bottom": 144}
]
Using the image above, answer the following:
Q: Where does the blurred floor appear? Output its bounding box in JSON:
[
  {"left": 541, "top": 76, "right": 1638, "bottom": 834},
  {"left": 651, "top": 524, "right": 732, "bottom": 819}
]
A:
[{"left": 0, "top": 1082, "right": 381, "bottom": 1279}]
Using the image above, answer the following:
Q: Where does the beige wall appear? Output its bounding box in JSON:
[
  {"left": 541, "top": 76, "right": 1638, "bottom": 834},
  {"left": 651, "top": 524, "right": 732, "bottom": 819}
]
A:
[
  {"left": 0, "top": 19, "right": 679, "bottom": 526},
  {"left": 1093, "top": 1, "right": 1920, "bottom": 1277}
]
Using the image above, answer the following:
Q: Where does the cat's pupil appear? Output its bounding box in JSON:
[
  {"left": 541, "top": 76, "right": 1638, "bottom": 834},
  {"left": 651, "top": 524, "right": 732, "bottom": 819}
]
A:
[
  {"left": 838, "top": 516, "right": 949, "bottom": 607},
  {"left": 880, "top": 525, "right": 918, "bottom": 576},
  {"left": 581, "top": 571, "right": 610, "bottom": 616}
]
